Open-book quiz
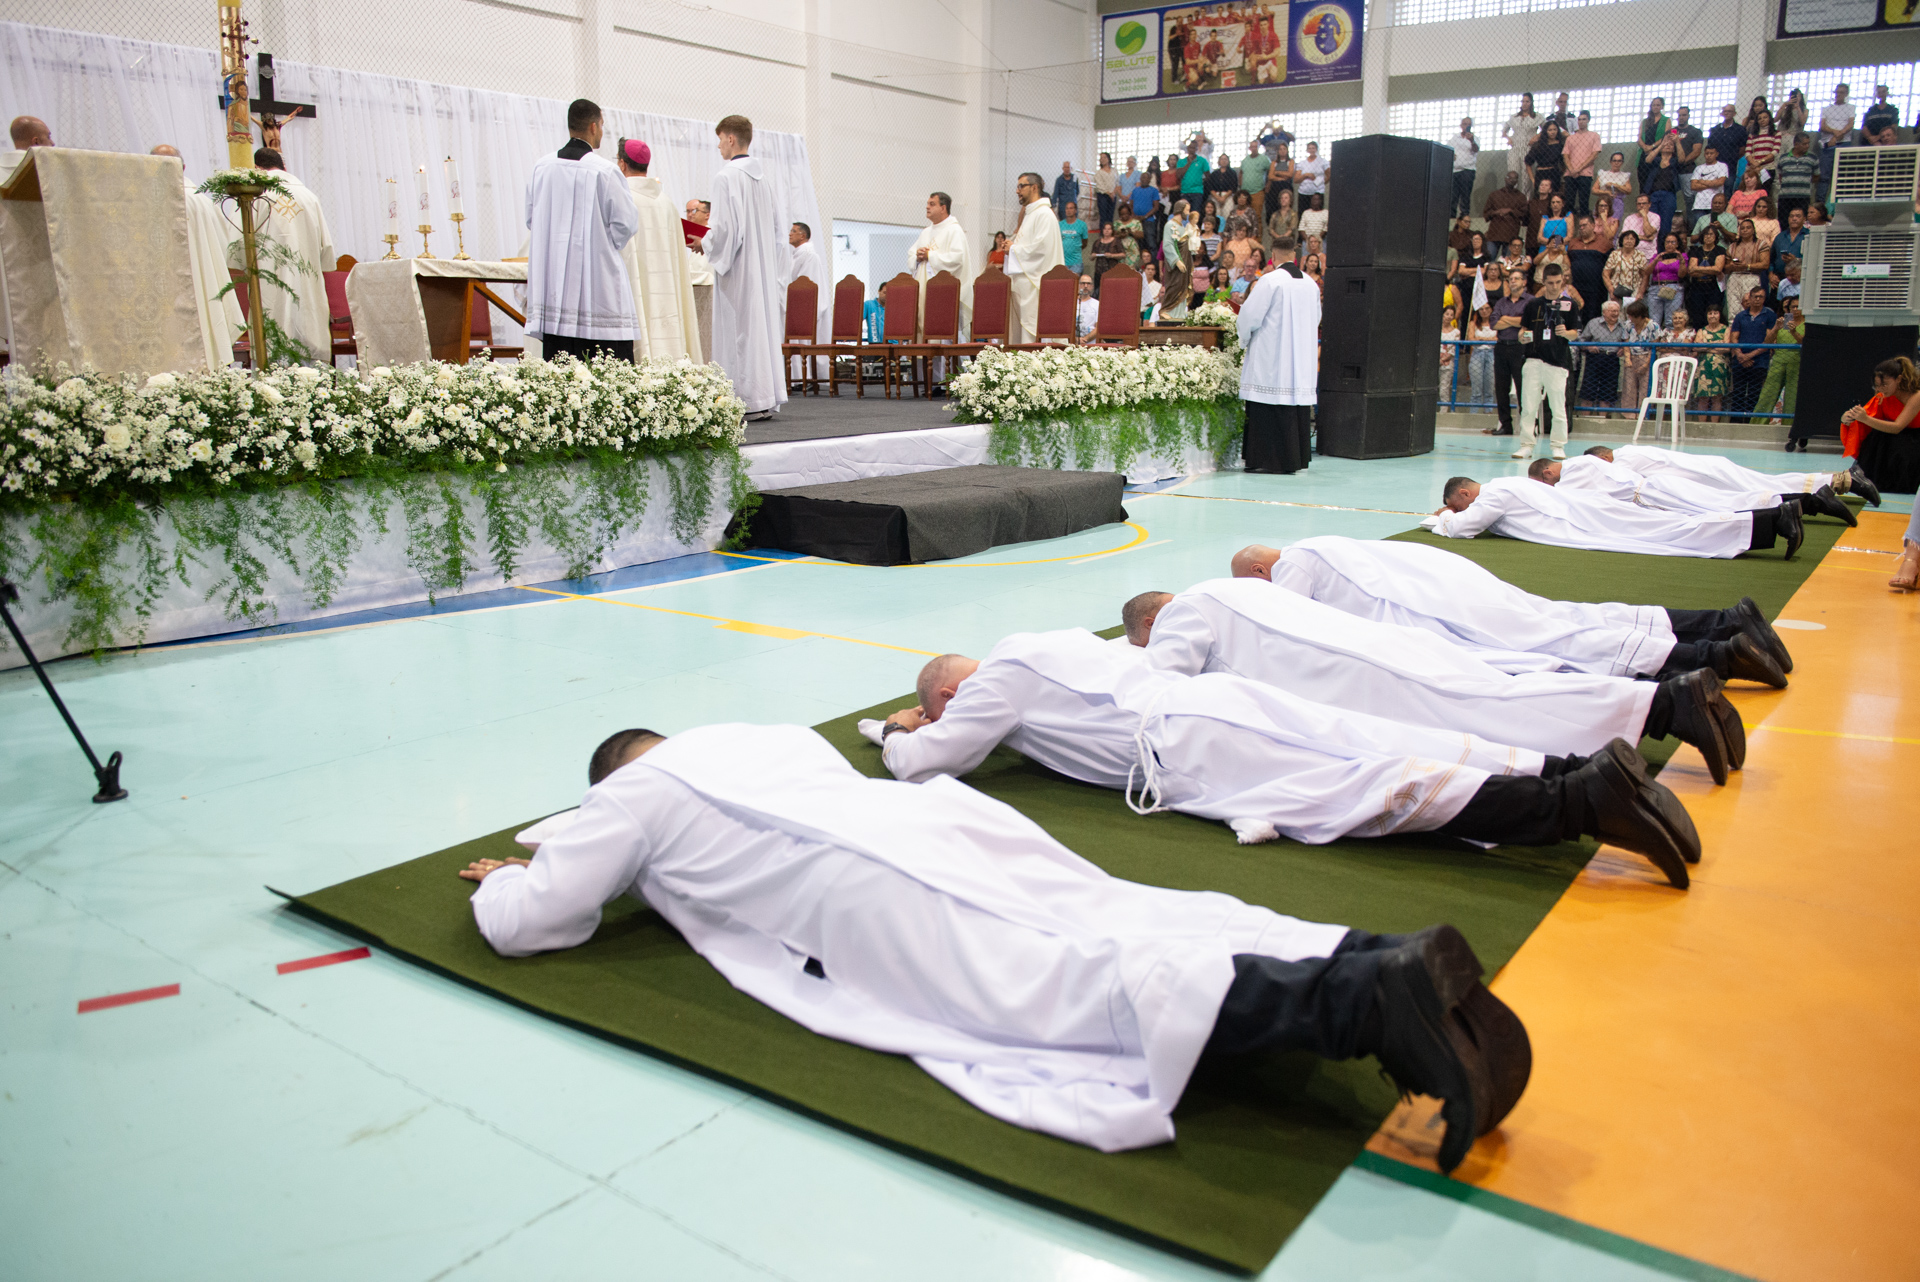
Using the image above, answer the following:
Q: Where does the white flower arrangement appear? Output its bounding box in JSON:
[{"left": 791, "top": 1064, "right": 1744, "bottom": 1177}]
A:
[
  {"left": 948, "top": 344, "right": 1237, "bottom": 426},
  {"left": 1185, "top": 300, "right": 1242, "bottom": 356}
]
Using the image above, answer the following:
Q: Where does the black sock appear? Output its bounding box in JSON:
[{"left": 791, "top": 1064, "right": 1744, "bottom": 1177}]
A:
[
  {"left": 1204, "top": 951, "right": 1386, "bottom": 1060},
  {"left": 1437, "top": 774, "right": 1573, "bottom": 847},
  {"left": 1644, "top": 681, "right": 1674, "bottom": 740},
  {"left": 1748, "top": 510, "right": 1775, "bottom": 550}
]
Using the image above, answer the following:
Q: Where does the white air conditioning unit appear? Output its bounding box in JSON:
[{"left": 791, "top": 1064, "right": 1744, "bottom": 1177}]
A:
[
  {"left": 1830, "top": 145, "right": 1920, "bottom": 228},
  {"left": 1801, "top": 226, "right": 1920, "bottom": 324}
]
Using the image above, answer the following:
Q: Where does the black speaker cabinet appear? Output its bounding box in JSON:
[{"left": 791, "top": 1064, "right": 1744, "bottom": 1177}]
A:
[
  {"left": 1318, "top": 267, "right": 1447, "bottom": 394},
  {"left": 1316, "top": 390, "right": 1437, "bottom": 459},
  {"left": 1326, "top": 135, "right": 1451, "bottom": 270}
]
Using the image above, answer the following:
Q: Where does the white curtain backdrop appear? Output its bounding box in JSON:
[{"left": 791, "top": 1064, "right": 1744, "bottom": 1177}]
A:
[{"left": 0, "top": 20, "right": 821, "bottom": 354}]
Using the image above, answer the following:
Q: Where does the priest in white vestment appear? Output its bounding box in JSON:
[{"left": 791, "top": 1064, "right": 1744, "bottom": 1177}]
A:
[
  {"left": 467, "top": 722, "right": 1530, "bottom": 1170},
  {"left": 249, "top": 148, "right": 334, "bottom": 363},
  {"left": 524, "top": 100, "right": 640, "bottom": 363},
  {"left": 1004, "top": 172, "right": 1064, "bottom": 344},
  {"left": 1430, "top": 474, "right": 1796, "bottom": 560},
  {"left": 1237, "top": 240, "right": 1319, "bottom": 474},
  {"left": 613, "top": 139, "right": 701, "bottom": 362},
  {"left": 1598, "top": 444, "right": 1877, "bottom": 512},
  {"left": 706, "top": 114, "right": 787, "bottom": 417},
  {"left": 875, "top": 629, "right": 1698, "bottom": 884},
  {"left": 912, "top": 192, "right": 975, "bottom": 337},
  {"left": 786, "top": 220, "right": 830, "bottom": 378},
  {"left": 685, "top": 198, "right": 715, "bottom": 361},
  {"left": 1230, "top": 535, "right": 1791, "bottom": 687},
  {"left": 1543, "top": 454, "right": 1789, "bottom": 519},
  {"left": 153, "top": 146, "right": 244, "bottom": 372}
]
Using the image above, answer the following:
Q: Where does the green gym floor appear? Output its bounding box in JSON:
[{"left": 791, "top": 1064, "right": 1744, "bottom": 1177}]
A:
[{"left": 4, "top": 436, "right": 1911, "bottom": 1281}]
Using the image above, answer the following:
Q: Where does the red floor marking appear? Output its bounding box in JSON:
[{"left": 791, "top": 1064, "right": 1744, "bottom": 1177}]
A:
[
  {"left": 77, "top": 983, "right": 181, "bottom": 1014},
  {"left": 275, "top": 946, "right": 371, "bottom": 976}
]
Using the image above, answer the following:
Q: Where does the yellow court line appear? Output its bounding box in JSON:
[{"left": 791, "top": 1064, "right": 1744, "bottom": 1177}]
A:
[
  {"left": 1136, "top": 491, "right": 1430, "bottom": 517},
  {"left": 514, "top": 585, "right": 940, "bottom": 656},
  {"left": 1746, "top": 723, "right": 1920, "bottom": 747},
  {"left": 713, "top": 521, "right": 1152, "bottom": 569}
]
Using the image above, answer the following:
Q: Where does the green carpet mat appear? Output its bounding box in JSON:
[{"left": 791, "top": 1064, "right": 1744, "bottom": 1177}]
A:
[{"left": 283, "top": 517, "right": 1845, "bottom": 1274}]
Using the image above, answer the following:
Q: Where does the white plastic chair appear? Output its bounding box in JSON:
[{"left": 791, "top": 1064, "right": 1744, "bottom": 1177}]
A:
[{"left": 1632, "top": 354, "right": 1697, "bottom": 447}]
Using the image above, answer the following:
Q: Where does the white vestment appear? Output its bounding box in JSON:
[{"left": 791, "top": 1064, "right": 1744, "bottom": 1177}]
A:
[
  {"left": 1612, "top": 445, "right": 1829, "bottom": 496},
  {"left": 251, "top": 172, "right": 334, "bottom": 361},
  {"left": 1146, "top": 578, "right": 1654, "bottom": 756},
  {"left": 473, "top": 724, "right": 1349, "bottom": 1152},
  {"left": 524, "top": 146, "right": 638, "bottom": 342},
  {"left": 706, "top": 154, "right": 788, "bottom": 413},
  {"left": 619, "top": 174, "right": 701, "bottom": 362},
  {"left": 1430, "top": 476, "right": 1752, "bottom": 559},
  {"left": 1237, "top": 268, "right": 1320, "bottom": 404},
  {"left": 912, "top": 216, "right": 975, "bottom": 336},
  {"left": 1268, "top": 535, "right": 1676, "bottom": 678},
  {"left": 882, "top": 630, "right": 1540, "bottom": 846},
  {"left": 182, "top": 180, "right": 244, "bottom": 371},
  {"left": 686, "top": 241, "right": 714, "bottom": 287},
  {"left": 1004, "top": 197, "right": 1063, "bottom": 343},
  {"left": 1556, "top": 455, "right": 1778, "bottom": 516}
]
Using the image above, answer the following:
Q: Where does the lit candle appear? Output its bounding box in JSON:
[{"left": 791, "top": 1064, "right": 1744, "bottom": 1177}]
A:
[
  {"left": 444, "top": 156, "right": 463, "bottom": 217},
  {"left": 415, "top": 165, "right": 431, "bottom": 221},
  {"left": 385, "top": 178, "right": 400, "bottom": 238}
]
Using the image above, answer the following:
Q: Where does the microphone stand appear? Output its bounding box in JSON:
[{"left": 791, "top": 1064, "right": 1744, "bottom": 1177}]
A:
[{"left": 0, "top": 579, "right": 127, "bottom": 802}]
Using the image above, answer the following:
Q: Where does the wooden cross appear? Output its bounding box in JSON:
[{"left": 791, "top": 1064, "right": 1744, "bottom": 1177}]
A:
[{"left": 247, "top": 53, "right": 315, "bottom": 151}]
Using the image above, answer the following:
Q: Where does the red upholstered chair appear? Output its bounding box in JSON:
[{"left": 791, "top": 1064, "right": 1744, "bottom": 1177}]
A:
[
  {"left": 1017, "top": 264, "right": 1078, "bottom": 348},
  {"left": 969, "top": 266, "right": 1011, "bottom": 346},
  {"left": 827, "top": 274, "right": 869, "bottom": 397},
  {"left": 1086, "top": 265, "right": 1143, "bottom": 347},
  {"left": 469, "top": 291, "right": 524, "bottom": 362},
  {"left": 229, "top": 268, "right": 253, "bottom": 368},
  {"left": 878, "top": 273, "right": 919, "bottom": 397},
  {"left": 782, "top": 275, "right": 823, "bottom": 395},
  {"left": 323, "top": 270, "right": 356, "bottom": 366},
  {"left": 907, "top": 269, "right": 971, "bottom": 396}
]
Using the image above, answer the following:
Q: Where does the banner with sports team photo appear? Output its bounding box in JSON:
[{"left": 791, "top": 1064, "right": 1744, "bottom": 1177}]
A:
[{"left": 1099, "top": 2, "right": 1362, "bottom": 104}]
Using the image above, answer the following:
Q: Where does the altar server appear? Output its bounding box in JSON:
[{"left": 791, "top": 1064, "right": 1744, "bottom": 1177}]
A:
[
  {"left": 249, "top": 147, "right": 335, "bottom": 363},
  {"left": 1433, "top": 474, "right": 1801, "bottom": 560},
  {"left": 1237, "top": 237, "right": 1319, "bottom": 473},
  {"left": 613, "top": 138, "right": 700, "bottom": 362},
  {"left": 912, "top": 191, "right": 975, "bottom": 336},
  {"left": 464, "top": 723, "right": 1532, "bottom": 1172},
  {"left": 1229, "top": 536, "right": 1792, "bottom": 685},
  {"left": 524, "top": 100, "right": 639, "bottom": 363},
  {"left": 152, "top": 145, "right": 244, "bottom": 372},
  {"left": 1124, "top": 578, "right": 1744, "bottom": 782},
  {"left": 1595, "top": 444, "right": 1877, "bottom": 511},
  {"left": 706, "top": 114, "right": 787, "bottom": 419},
  {"left": 877, "top": 630, "right": 1699, "bottom": 886},
  {"left": 1005, "top": 171, "right": 1064, "bottom": 343}
]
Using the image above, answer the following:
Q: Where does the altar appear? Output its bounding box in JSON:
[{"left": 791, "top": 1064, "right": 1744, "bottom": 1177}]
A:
[{"left": 346, "top": 257, "right": 528, "bottom": 367}]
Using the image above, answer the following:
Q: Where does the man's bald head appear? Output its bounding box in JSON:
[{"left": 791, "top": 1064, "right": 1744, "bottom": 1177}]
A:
[
  {"left": 1584, "top": 445, "right": 1613, "bottom": 462},
  {"left": 1121, "top": 591, "right": 1173, "bottom": 646},
  {"left": 1229, "top": 544, "right": 1283, "bottom": 579},
  {"left": 915, "top": 653, "right": 979, "bottom": 720},
  {"left": 150, "top": 144, "right": 181, "bottom": 159},
  {"left": 10, "top": 116, "right": 51, "bottom": 149},
  {"left": 587, "top": 728, "right": 665, "bottom": 785}
]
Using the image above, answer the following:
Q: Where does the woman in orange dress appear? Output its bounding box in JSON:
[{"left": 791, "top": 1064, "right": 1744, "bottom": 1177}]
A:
[{"left": 1841, "top": 357, "right": 1920, "bottom": 500}]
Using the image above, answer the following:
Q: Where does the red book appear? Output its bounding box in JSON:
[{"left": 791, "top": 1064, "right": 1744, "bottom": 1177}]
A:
[{"left": 681, "top": 218, "right": 709, "bottom": 240}]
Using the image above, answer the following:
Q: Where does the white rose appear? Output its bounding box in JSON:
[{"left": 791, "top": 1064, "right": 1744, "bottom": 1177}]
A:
[
  {"left": 189, "top": 439, "right": 214, "bottom": 462},
  {"left": 292, "top": 440, "right": 319, "bottom": 468},
  {"left": 102, "top": 422, "right": 132, "bottom": 452},
  {"left": 144, "top": 372, "right": 178, "bottom": 390},
  {"left": 255, "top": 382, "right": 284, "bottom": 404}
]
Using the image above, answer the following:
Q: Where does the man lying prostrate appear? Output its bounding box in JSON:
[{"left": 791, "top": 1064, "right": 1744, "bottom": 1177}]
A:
[
  {"left": 874, "top": 629, "right": 1700, "bottom": 886},
  {"left": 1547, "top": 453, "right": 1855, "bottom": 527},
  {"left": 1229, "top": 536, "right": 1793, "bottom": 685},
  {"left": 1598, "top": 443, "right": 1879, "bottom": 510},
  {"left": 1122, "top": 578, "right": 1746, "bottom": 784},
  {"left": 461, "top": 722, "right": 1531, "bottom": 1173},
  {"left": 1432, "top": 474, "right": 1803, "bottom": 561}
]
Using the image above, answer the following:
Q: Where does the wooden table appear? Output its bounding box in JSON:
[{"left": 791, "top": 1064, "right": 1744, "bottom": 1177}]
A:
[
  {"left": 1139, "top": 324, "right": 1225, "bottom": 348},
  {"left": 345, "top": 258, "right": 528, "bottom": 367}
]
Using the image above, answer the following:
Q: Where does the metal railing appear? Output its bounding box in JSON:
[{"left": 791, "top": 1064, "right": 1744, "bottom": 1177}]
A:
[{"left": 1439, "top": 338, "right": 1803, "bottom": 423}]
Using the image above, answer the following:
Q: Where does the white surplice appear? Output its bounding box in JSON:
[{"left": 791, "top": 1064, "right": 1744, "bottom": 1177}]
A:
[
  {"left": 524, "top": 146, "right": 638, "bottom": 342},
  {"left": 1430, "top": 476, "right": 1751, "bottom": 558},
  {"left": 182, "top": 181, "right": 243, "bottom": 371},
  {"left": 252, "top": 171, "right": 334, "bottom": 361},
  {"left": 1612, "top": 445, "right": 1831, "bottom": 496},
  {"left": 882, "top": 629, "right": 1537, "bottom": 846},
  {"left": 912, "top": 215, "right": 975, "bottom": 336},
  {"left": 1236, "top": 268, "right": 1320, "bottom": 404},
  {"left": 472, "top": 723, "right": 1349, "bottom": 1152},
  {"left": 1145, "top": 578, "right": 1653, "bottom": 756},
  {"left": 706, "top": 154, "right": 788, "bottom": 414},
  {"left": 619, "top": 174, "right": 701, "bottom": 362},
  {"left": 1556, "top": 454, "right": 1778, "bottom": 515},
  {"left": 1004, "top": 197, "right": 1063, "bottom": 343},
  {"left": 1268, "top": 535, "right": 1676, "bottom": 678}
]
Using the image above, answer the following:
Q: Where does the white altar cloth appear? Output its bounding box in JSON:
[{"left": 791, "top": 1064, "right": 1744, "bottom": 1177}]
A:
[{"left": 345, "top": 257, "right": 527, "bottom": 367}]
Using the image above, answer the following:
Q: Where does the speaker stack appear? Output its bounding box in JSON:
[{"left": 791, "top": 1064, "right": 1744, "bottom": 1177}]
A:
[{"left": 1315, "top": 135, "right": 1452, "bottom": 459}]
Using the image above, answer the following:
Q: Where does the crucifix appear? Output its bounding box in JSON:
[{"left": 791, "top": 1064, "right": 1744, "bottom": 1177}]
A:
[{"left": 249, "top": 53, "right": 315, "bottom": 151}]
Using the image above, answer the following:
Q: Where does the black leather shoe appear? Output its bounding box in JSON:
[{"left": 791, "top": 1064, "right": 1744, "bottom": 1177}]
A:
[
  {"left": 1370, "top": 925, "right": 1489, "bottom": 1175},
  {"left": 1664, "top": 669, "right": 1745, "bottom": 784},
  {"left": 1774, "top": 501, "right": 1804, "bottom": 559},
  {"left": 1731, "top": 595, "right": 1792, "bottom": 674},
  {"left": 1849, "top": 463, "right": 1882, "bottom": 507},
  {"left": 1568, "top": 739, "right": 1697, "bottom": 884},
  {"left": 1452, "top": 983, "right": 1531, "bottom": 1135},
  {"left": 1713, "top": 631, "right": 1787, "bottom": 688},
  {"left": 1799, "top": 485, "right": 1858, "bottom": 527},
  {"left": 1599, "top": 737, "right": 1702, "bottom": 863}
]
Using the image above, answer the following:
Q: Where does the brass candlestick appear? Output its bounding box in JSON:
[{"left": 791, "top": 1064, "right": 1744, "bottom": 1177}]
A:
[
  {"left": 416, "top": 224, "right": 435, "bottom": 257},
  {"left": 449, "top": 211, "right": 471, "bottom": 260},
  {"left": 381, "top": 233, "right": 400, "bottom": 260}
]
